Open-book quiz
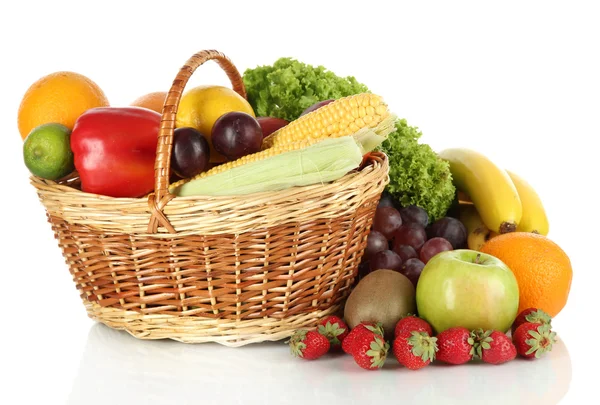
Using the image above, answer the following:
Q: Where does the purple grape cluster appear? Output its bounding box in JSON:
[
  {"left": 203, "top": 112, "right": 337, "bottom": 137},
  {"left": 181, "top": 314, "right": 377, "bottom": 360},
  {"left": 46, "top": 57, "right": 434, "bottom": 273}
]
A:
[{"left": 360, "top": 201, "right": 467, "bottom": 287}]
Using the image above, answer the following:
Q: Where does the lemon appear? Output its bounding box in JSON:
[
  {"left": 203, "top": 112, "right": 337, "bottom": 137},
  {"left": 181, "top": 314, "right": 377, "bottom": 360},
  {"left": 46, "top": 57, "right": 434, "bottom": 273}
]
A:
[
  {"left": 176, "top": 85, "right": 255, "bottom": 162},
  {"left": 23, "top": 123, "right": 74, "bottom": 180}
]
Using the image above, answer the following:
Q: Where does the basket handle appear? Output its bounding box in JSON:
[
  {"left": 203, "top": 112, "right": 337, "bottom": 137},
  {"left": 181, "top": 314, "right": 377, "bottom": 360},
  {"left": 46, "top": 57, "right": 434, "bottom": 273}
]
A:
[{"left": 147, "top": 50, "right": 247, "bottom": 234}]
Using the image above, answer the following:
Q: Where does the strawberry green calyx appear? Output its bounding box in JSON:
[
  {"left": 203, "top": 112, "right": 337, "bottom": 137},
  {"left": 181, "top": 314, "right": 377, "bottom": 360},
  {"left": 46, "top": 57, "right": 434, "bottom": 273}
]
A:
[
  {"left": 366, "top": 336, "right": 390, "bottom": 369},
  {"left": 471, "top": 329, "right": 492, "bottom": 359},
  {"left": 467, "top": 335, "right": 476, "bottom": 356},
  {"left": 289, "top": 330, "right": 308, "bottom": 358},
  {"left": 318, "top": 321, "right": 345, "bottom": 345},
  {"left": 365, "top": 323, "right": 385, "bottom": 337},
  {"left": 525, "top": 310, "right": 552, "bottom": 326},
  {"left": 525, "top": 324, "right": 557, "bottom": 358},
  {"left": 408, "top": 331, "right": 438, "bottom": 363}
]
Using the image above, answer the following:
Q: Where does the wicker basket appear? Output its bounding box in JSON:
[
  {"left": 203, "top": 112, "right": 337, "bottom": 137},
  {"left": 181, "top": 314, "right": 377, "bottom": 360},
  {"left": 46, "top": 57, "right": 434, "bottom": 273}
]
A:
[{"left": 30, "top": 50, "right": 389, "bottom": 346}]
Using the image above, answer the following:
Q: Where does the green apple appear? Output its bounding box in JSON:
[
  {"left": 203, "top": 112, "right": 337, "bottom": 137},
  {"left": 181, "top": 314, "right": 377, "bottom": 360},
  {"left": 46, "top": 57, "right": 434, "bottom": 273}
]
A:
[{"left": 416, "top": 249, "right": 519, "bottom": 334}]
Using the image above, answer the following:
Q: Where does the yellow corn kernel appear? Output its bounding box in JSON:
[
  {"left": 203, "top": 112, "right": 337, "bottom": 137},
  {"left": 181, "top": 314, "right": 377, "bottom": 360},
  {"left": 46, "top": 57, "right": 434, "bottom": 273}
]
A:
[{"left": 261, "top": 93, "right": 390, "bottom": 149}]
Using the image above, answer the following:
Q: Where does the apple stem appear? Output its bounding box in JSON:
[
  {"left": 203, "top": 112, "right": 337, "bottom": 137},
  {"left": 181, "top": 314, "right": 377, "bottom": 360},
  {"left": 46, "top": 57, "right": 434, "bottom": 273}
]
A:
[{"left": 475, "top": 253, "right": 481, "bottom": 264}]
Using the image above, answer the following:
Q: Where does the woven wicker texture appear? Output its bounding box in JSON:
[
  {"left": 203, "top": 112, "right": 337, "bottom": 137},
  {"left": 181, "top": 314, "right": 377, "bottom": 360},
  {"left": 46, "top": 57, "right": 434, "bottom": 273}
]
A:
[
  {"left": 85, "top": 301, "right": 341, "bottom": 346},
  {"left": 29, "top": 49, "right": 389, "bottom": 346}
]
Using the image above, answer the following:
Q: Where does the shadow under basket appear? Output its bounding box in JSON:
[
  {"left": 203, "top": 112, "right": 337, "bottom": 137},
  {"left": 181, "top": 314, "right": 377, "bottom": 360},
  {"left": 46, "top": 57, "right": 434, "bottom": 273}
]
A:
[{"left": 29, "top": 49, "right": 389, "bottom": 347}]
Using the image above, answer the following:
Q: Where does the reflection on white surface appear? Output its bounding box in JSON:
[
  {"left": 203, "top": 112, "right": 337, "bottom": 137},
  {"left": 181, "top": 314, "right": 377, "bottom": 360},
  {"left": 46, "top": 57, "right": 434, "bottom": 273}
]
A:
[{"left": 68, "top": 323, "right": 572, "bottom": 405}]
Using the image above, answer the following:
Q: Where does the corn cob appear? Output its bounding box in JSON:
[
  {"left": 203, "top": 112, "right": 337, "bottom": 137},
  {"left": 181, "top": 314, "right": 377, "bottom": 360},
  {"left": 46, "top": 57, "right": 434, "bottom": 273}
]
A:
[
  {"left": 169, "top": 136, "right": 363, "bottom": 197},
  {"left": 170, "top": 137, "right": 323, "bottom": 192},
  {"left": 261, "top": 93, "right": 391, "bottom": 150}
]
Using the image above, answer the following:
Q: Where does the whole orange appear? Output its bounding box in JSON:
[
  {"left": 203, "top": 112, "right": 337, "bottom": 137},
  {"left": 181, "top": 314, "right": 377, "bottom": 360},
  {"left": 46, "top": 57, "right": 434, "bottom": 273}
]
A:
[
  {"left": 18, "top": 71, "right": 109, "bottom": 140},
  {"left": 130, "top": 91, "right": 167, "bottom": 114},
  {"left": 480, "top": 232, "right": 572, "bottom": 317}
]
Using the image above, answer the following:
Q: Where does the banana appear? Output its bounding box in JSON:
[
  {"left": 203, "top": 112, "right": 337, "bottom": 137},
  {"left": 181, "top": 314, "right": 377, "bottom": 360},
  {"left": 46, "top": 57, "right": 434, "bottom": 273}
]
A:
[
  {"left": 506, "top": 170, "right": 549, "bottom": 235},
  {"left": 457, "top": 203, "right": 483, "bottom": 234},
  {"left": 439, "top": 148, "right": 522, "bottom": 234},
  {"left": 457, "top": 203, "right": 496, "bottom": 251}
]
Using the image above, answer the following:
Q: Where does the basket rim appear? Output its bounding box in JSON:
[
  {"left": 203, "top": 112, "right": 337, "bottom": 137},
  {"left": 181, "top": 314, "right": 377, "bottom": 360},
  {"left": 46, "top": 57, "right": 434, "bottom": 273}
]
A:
[
  {"left": 32, "top": 152, "right": 389, "bottom": 237},
  {"left": 31, "top": 151, "right": 388, "bottom": 202}
]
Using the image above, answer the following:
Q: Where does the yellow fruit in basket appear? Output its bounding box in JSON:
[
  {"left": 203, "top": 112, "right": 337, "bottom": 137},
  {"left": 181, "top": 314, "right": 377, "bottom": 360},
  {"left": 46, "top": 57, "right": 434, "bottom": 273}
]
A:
[
  {"left": 130, "top": 91, "right": 168, "bottom": 114},
  {"left": 18, "top": 71, "right": 109, "bottom": 140},
  {"left": 175, "top": 85, "right": 255, "bottom": 162}
]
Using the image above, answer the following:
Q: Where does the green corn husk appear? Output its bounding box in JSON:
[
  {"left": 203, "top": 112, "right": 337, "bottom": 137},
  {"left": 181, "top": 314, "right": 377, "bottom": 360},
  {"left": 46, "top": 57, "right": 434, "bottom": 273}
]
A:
[{"left": 170, "top": 136, "right": 363, "bottom": 197}]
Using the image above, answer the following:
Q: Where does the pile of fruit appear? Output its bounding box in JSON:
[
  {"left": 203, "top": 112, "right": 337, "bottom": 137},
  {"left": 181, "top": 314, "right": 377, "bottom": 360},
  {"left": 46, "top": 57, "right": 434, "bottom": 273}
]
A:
[
  {"left": 286, "top": 128, "right": 572, "bottom": 368},
  {"left": 285, "top": 120, "right": 572, "bottom": 368},
  {"left": 18, "top": 60, "right": 395, "bottom": 199},
  {"left": 18, "top": 54, "right": 573, "bottom": 368}
]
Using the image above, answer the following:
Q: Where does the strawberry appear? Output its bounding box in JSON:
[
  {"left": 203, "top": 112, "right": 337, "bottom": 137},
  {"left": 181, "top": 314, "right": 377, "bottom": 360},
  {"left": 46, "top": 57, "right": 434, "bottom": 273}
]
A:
[
  {"left": 342, "top": 322, "right": 384, "bottom": 355},
  {"left": 511, "top": 308, "right": 552, "bottom": 336},
  {"left": 473, "top": 329, "right": 517, "bottom": 365},
  {"left": 393, "top": 331, "right": 438, "bottom": 370},
  {"left": 435, "top": 327, "right": 475, "bottom": 365},
  {"left": 394, "top": 315, "right": 433, "bottom": 337},
  {"left": 352, "top": 331, "right": 389, "bottom": 370},
  {"left": 513, "top": 323, "right": 557, "bottom": 359},
  {"left": 317, "top": 316, "right": 349, "bottom": 349},
  {"left": 288, "top": 329, "right": 330, "bottom": 360}
]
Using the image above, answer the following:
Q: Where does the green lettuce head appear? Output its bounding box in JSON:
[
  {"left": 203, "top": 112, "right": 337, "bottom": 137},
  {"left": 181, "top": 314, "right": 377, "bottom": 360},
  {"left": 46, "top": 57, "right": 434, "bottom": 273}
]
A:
[
  {"left": 378, "top": 119, "right": 456, "bottom": 222},
  {"left": 242, "top": 57, "right": 369, "bottom": 121}
]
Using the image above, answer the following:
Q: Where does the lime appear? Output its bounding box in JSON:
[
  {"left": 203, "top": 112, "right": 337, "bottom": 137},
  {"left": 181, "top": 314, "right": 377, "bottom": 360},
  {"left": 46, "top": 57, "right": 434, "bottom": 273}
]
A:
[{"left": 23, "top": 123, "right": 74, "bottom": 180}]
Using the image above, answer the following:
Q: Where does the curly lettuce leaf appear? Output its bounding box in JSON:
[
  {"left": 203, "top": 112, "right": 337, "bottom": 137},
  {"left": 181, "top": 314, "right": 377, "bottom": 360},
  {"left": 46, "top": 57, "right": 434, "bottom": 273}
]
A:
[
  {"left": 378, "top": 119, "right": 455, "bottom": 221},
  {"left": 242, "top": 58, "right": 369, "bottom": 121}
]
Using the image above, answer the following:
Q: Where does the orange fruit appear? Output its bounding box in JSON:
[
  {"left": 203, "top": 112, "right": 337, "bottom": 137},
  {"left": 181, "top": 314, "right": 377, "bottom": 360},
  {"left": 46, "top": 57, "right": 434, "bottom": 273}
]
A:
[
  {"left": 18, "top": 71, "right": 109, "bottom": 140},
  {"left": 480, "top": 232, "right": 572, "bottom": 317},
  {"left": 130, "top": 91, "right": 167, "bottom": 114}
]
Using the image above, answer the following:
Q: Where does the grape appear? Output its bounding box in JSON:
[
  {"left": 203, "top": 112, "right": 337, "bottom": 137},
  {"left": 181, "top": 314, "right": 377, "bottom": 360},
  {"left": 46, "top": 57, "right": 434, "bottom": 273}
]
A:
[
  {"left": 256, "top": 117, "right": 289, "bottom": 138},
  {"left": 370, "top": 250, "right": 403, "bottom": 272},
  {"left": 171, "top": 127, "right": 210, "bottom": 178},
  {"left": 365, "top": 231, "right": 388, "bottom": 259},
  {"left": 420, "top": 237, "right": 453, "bottom": 264},
  {"left": 393, "top": 244, "right": 418, "bottom": 262},
  {"left": 300, "top": 99, "right": 335, "bottom": 116},
  {"left": 400, "top": 205, "right": 429, "bottom": 228},
  {"left": 427, "top": 217, "right": 467, "bottom": 249},
  {"left": 393, "top": 223, "right": 427, "bottom": 252},
  {"left": 400, "top": 258, "right": 425, "bottom": 287},
  {"left": 212, "top": 112, "right": 263, "bottom": 160},
  {"left": 373, "top": 206, "right": 403, "bottom": 239},
  {"left": 378, "top": 190, "right": 398, "bottom": 209}
]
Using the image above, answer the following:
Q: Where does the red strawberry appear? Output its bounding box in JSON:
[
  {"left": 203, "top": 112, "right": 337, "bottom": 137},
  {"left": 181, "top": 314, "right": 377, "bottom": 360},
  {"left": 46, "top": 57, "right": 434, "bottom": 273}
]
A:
[
  {"left": 342, "top": 322, "right": 384, "bottom": 355},
  {"left": 394, "top": 315, "right": 433, "bottom": 337},
  {"left": 513, "top": 323, "right": 557, "bottom": 359},
  {"left": 288, "top": 329, "right": 330, "bottom": 360},
  {"left": 317, "top": 316, "right": 349, "bottom": 349},
  {"left": 352, "top": 331, "right": 389, "bottom": 370},
  {"left": 511, "top": 308, "right": 552, "bottom": 336},
  {"left": 435, "top": 327, "right": 475, "bottom": 365},
  {"left": 473, "top": 329, "right": 517, "bottom": 365},
  {"left": 393, "top": 331, "right": 438, "bottom": 370}
]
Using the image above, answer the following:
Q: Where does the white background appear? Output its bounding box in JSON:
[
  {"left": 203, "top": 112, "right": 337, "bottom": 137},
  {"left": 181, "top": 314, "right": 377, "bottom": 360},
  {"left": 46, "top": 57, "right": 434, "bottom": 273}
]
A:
[{"left": 1, "top": 1, "right": 598, "bottom": 404}]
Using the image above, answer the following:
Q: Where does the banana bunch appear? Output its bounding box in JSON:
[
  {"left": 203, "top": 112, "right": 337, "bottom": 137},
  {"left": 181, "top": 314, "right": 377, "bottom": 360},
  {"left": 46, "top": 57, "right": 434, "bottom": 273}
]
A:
[{"left": 439, "top": 148, "right": 549, "bottom": 250}]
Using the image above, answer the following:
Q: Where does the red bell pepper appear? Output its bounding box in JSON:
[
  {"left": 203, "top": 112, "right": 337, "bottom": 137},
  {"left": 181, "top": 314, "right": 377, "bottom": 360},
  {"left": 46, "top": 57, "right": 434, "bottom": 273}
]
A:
[{"left": 71, "top": 107, "right": 162, "bottom": 198}]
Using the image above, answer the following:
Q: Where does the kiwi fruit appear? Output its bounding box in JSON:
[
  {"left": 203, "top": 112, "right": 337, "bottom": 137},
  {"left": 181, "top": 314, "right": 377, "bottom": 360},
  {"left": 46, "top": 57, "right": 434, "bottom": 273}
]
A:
[{"left": 344, "top": 269, "right": 416, "bottom": 338}]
